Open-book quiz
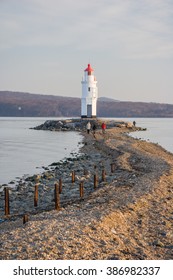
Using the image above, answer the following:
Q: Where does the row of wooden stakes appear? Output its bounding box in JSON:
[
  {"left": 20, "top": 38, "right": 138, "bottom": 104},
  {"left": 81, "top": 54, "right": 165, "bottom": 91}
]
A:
[{"left": 3, "top": 163, "right": 116, "bottom": 224}]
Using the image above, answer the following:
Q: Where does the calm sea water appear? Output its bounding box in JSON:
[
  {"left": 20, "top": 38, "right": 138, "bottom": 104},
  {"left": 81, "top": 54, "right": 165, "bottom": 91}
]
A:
[
  {"left": 0, "top": 117, "right": 172, "bottom": 186},
  {"left": 0, "top": 118, "right": 83, "bottom": 185},
  {"left": 104, "top": 117, "right": 173, "bottom": 154},
  {"left": 127, "top": 118, "right": 173, "bottom": 154}
]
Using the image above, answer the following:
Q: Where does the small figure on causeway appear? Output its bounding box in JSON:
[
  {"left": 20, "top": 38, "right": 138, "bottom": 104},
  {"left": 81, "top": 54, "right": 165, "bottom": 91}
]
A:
[
  {"left": 101, "top": 122, "right": 106, "bottom": 133},
  {"left": 86, "top": 121, "right": 91, "bottom": 134}
]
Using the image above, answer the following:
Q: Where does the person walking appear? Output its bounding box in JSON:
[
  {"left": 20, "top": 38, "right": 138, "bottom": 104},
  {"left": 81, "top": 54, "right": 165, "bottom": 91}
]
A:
[
  {"left": 92, "top": 123, "right": 97, "bottom": 135},
  {"left": 101, "top": 122, "right": 106, "bottom": 133},
  {"left": 86, "top": 121, "right": 91, "bottom": 134}
]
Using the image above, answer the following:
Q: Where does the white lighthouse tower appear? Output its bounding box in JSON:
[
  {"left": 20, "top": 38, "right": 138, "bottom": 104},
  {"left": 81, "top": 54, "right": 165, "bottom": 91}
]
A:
[{"left": 81, "top": 63, "right": 98, "bottom": 118}]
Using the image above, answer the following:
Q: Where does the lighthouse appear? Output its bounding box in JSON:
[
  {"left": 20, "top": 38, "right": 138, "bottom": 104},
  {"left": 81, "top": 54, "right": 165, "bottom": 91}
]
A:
[{"left": 81, "top": 63, "right": 98, "bottom": 118}]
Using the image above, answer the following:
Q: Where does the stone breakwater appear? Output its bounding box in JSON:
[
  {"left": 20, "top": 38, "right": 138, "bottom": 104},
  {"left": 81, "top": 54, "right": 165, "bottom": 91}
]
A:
[
  {"left": 0, "top": 119, "right": 173, "bottom": 260},
  {"left": 0, "top": 119, "right": 139, "bottom": 219},
  {"left": 32, "top": 118, "right": 145, "bottom": 132}
]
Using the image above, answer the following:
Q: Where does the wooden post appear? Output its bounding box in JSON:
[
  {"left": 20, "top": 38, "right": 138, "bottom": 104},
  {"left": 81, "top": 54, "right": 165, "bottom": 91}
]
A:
[
  {"left": 4, "top": 187, "right": 10, "bottom": 216},
  {"left": 102, "top": 169, "right": 106, "bottom": 181},
  {"left": 79, "top": 182, "right": 84, "bottom": 198},
  {"left": 59, "top": 178, "right": 62, "bottom": 194},
  {"left": 94, "top": 174, "right": 98, "bottom": 189},
  {"left": 72, "top": 171, "right": 75, "bottom": 183},
  {"left": 111, "top": 163, "right": 115, "bottom": 173},
  {"left": 55, "top": 183, "right": 60, "bottom": 210},
  {"left": 34, "top": 184, "right": 39, "bottom": 207},
  {"left": 84, "top": 169, "right": 88, "bottom": 176},
  {"left": 23, "top": 214, "right": 29, "bottom": 224}
]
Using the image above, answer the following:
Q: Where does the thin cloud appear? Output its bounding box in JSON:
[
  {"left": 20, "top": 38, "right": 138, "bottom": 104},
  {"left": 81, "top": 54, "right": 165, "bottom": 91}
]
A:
[{"left": 0, "top": 0, "right": 173, "bottom": 59}]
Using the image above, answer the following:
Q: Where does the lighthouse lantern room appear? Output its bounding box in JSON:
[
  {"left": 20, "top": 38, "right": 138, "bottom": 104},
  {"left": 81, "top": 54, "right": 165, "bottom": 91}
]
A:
[{"left": 81, "top": 63, "right": 98, "bottom": 118}]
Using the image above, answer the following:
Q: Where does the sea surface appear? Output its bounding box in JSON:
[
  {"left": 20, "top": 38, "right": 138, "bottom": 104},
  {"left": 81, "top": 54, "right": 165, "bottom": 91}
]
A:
[
  {"left": 126, "top": 118, "right": 173, "bottom": 154},
  {"left": 0, "top": 117, "right": 83, "bottom": 185},
  {"left": 0, "top": 117, "right": 172, "bottom": 186},
  {"left": 105, "top": 117, "right": 173, "bottom": 154}
]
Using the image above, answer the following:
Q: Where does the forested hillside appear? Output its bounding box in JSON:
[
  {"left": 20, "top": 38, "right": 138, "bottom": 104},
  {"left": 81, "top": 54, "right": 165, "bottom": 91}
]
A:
[{"left": 0, "top": 91, "right": 173, "bottom": 117}]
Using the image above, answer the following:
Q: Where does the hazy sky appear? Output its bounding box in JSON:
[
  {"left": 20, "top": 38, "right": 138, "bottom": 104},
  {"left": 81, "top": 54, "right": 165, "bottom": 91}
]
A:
[{"left": 0, "top": 0, "right": 173, "bottom": 103}]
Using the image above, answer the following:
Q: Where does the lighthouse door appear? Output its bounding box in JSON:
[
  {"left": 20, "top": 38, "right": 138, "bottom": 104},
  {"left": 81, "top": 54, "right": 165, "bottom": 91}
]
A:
[{"left": 87, "top": 105, "right": 92, "bottom": 118}]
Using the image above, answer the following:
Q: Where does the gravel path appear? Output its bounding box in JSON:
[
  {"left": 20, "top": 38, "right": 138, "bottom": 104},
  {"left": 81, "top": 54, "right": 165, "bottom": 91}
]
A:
[{"left": 0, "top": 127, "right": 173, "bottom": 260}]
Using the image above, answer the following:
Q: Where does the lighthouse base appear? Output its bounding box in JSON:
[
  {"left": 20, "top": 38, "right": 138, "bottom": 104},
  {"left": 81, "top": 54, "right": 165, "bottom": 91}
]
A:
[{"left": 81, "top": 115, "right": 97, "bottom": 119}]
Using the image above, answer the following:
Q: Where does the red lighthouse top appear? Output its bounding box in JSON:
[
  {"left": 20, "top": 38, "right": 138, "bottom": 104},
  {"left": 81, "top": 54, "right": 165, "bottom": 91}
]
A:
[{"left": 85, "top": 63, "right": 94, "bottom": 73}]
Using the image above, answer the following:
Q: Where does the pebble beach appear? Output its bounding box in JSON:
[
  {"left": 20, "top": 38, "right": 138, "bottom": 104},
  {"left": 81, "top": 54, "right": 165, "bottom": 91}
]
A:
[{"left": 0, "top": 119, "right": 173, "bottom": 260}]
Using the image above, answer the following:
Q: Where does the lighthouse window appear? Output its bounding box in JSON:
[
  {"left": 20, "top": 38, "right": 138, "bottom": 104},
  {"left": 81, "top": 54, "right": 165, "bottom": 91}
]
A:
[{"left": 88, "top": 87, "right": 90, "bottom": 91}]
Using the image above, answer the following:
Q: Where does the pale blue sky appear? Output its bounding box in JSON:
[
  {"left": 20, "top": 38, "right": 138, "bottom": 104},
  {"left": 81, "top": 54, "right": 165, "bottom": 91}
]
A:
[{"left": 0, "top": 0, "right": 173, "bottom": 103}]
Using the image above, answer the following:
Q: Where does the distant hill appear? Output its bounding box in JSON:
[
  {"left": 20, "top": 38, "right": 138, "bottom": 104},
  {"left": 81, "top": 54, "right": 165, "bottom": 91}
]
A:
[
  {"left": 0, "top": 91, "right": 173, "bottom": 117},
  {"left": 98, "top": 97, "right": 119, "bottom": 102}
]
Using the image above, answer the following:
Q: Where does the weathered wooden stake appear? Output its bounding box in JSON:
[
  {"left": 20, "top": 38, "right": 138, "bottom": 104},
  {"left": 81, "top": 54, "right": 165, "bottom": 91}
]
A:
[
  {"left": 111, "top": 163, "right": 115, "bottom": 173},
  {"left": 102, "top": 169, "right": 106, "bottom": 181},
  {"left": 79, "top": 182, "right": 84, "bottom": 198},
  {"left": 94, "top": 174, "right": 98, "bottom": 189},
  {"left": 23, "top": 214, "right": 29, "bottom": 224},
  {"left": 55, "top": 183, "right": 60, "bottom": 210},
  {"left": 84, "top": 169, "right": 88, "bottom": 176},
  {"left": 34, "top": 184, "right": 39, "bottom": 207},
  {"left": 4, "top": 187, "right": 10, "bottom": 216},
  {"left": 72, "top": 171, "right": 75, "bottom": 183},
  {"left": 59, "top": 178, "right": 62, "bottom": 194}
]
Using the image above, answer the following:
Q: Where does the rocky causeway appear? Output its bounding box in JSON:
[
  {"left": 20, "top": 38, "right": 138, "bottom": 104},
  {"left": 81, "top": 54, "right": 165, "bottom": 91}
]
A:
[{"left": 0, "top": 118, "right": 173, "bottom": 260}]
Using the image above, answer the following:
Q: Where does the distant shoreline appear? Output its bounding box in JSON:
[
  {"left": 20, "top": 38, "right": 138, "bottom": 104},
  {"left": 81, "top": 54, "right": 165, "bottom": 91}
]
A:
[{"left": 1, "top": 90, "right": 173, "bottom": 117}]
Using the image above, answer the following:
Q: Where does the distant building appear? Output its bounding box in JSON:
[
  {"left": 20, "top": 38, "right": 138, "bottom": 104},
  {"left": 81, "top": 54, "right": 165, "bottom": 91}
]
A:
[{"left": 81, "top": 63, "right": 98, "bottom": 118}]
